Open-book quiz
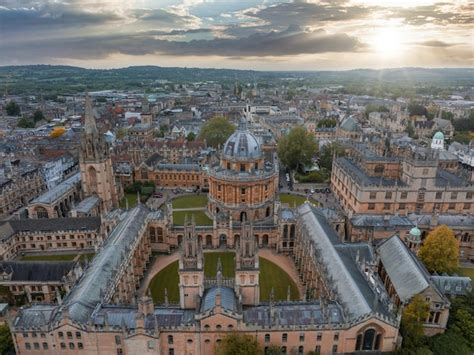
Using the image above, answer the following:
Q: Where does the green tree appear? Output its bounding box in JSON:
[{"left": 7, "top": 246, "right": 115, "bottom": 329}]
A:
[
  {"left": 0, "top": 324, "right": 14, "bottom": 355},
  {"left": 429, "top": 330, "right": 471, "bottom": 355},
  {"left": 405, "top": 121, "right": 415, "bottom": 138},
  {"left": 17, "top": 117, "right": 35, "bottom": 128},
  {"left": 33, "top": 109, "right": 45, "bottom": 122},
  {"left": 277, "top": 126, "right": 317, "bottom": 172},
  {"left": 5, "top": 101, "right": 21, "bottom": 116},
  {"left": 198, "top": 116, "right": 235, "bottom": 148},
  {"left": 441, "top": 111, "right": 454, "bottom": 121},
  {"left": 216, "top": 333, "right": 262, "bottom": 355},
  {"left": 408, "top": 103, "right": 429, "bottom": 117},
  {"left": 418, "top": 225, "right": 459, "bottom": 274},
  {"left": 401, "top": 294, "right": 430, "bottom": 349},
  {"left": 317, "top": 118, "right": 337, "bottom": 128},
  {"left": 318, "top": 142, "right": 345, "bottom": 171},
  {"left": 186, "top": 132, "right": 196, "bottom": 141}
]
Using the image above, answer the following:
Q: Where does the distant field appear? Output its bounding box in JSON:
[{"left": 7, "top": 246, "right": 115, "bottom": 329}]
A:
[
  {"left": 20, "top": 253, "right": 95, "bottom": 262},
  {"left": 172, "top": 194, "right": 208, "bottom": 209}
]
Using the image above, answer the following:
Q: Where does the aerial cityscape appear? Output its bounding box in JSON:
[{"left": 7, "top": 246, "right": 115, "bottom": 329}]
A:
[{"left": 0, "top": 0, "right": 473, "bottom": 354}]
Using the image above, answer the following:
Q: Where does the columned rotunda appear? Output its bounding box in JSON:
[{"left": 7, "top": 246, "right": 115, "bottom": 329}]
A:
[{"left": 208, "top": 119, "right": 278, "bottom": 222}]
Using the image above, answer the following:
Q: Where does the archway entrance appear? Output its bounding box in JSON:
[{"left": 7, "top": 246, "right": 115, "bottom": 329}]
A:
[{"left": 219, "top": 234, "right": 227, "bottom": 247}]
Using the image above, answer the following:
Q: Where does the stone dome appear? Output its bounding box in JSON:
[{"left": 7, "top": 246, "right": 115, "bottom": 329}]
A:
[
  {"left": 433, "top": 131, "right": 444, "bottom": 140},
  {"left": 223, "top": 119, "right": 261, "bottom": 159}
]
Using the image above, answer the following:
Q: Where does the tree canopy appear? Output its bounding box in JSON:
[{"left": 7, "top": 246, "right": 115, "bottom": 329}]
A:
[
  {"left": 0, "top": 324, "right": 14, "bottom": 355},
  {"left": 216, "top": 333, "right": 262, "bottom": 355},
  {"left": 198, "top": 116, "right": 235, "bottom": 148},
  {"left": 277, "top": 126, "right": 317, "bottom": 172},
  {"left": 186, "top": 132, "right": 196, "bottom": 141},
  {"left": 418, "top": 225, "right": 459, "bottom": 274},
  {"left": 401, "top": 294, "right": 430, "bottom": 349},
  {"left": 318, "top": 142, "right": 346, "bottom": 171},
  {"left": 317, "top": 118, "right": 337, "bottom": 128},
  {"left": 6, "top": 101, "right": 21, "bottom": 116},
  {"left": 408, "top": 103, "right": 429, "bottom": 117},
  {"left": 33, "top": 109, "right": 45, "bottom": 122}
]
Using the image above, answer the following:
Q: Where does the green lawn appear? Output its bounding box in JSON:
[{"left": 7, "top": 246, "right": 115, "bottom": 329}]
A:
[
  {"left": 149, "top": 261, "right": 179, "bottom": 304},
  {"left": 279, "top": 193, "right": 316, "bottom": 207},
  {"left": 172, "top": 194, "right": 208, "bottom": 209},
  {"left": 459, "top": 267, "right": 474, "bottom": 279},
  {"left": 260, "top": 257, "right": 299, "bottom": 301},
  {"left": 148, "top": 253, "right": 299, "bottom": 304},
  {"left": 120, "top": 193, "right": 138, "bottom": 208},
  {"left": 173, "top": 210, "right": 213, "bottom": 226},
  {"left": 20, "top": 253, "right": 95, "bottom": 262},
  {"left": 204, "top": 252, "right": 235, "bottom": 278}
]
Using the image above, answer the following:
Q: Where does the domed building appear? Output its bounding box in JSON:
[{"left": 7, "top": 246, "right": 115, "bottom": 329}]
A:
[
  {"left": 208, "top": 119, "right": 278, "bottom": 222},
  {"left": 431, "top": 131, "right": 445, "bottom": 150}
]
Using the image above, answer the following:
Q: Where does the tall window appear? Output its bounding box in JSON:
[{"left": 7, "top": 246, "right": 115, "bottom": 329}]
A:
[{"left": 88, "top": 166, "right": 98, "bottom": 193}]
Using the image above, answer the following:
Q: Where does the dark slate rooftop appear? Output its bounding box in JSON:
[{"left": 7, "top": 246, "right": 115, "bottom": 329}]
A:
[
  {"left": 30, "top": 172, "right": 80, "bottom": 205},
  {"left": 431, "top": 275, "right": 472, "bottom": 296},
  {"left": 0, "top": 217, "right": 101, "bottom": 241},
  {"left": 14, "top": 304, "right": 58, "bottom": 329},
  {"left": 337, "top": 157, "right": 403, "bottom": 187},
  {"left": 201, "top": 287, "right": 237, "bottom": 313},
  {"left": 63, "top": 205, "right": 150, "bottom": 323},
  {"left": 243, "top": 302, "right": 343, "bottom": 327},
  {"left": 351, "top": 214, "right": 414, "bottom": 229},
  {"left": 0, "top": 261, "right": 76, "bottom": 282}
]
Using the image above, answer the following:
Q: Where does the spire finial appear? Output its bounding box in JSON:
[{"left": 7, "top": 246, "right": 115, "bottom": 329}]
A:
[{"left": 84, "top": 93, "right": 97, "bottom": 134}]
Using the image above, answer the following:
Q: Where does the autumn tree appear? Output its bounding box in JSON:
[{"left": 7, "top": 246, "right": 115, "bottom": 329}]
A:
[
  {"left": 318, "top": 142, "right": 346, "bottom": 171},
  {"left": 277, "top": 126, "right": 317, "bottom": 172},
  {"left": 401, "top": 294, "right": 430, "bottom": 349},
  {"left": 418, "top": 225, "right": 459, "bottom": 274},
  {"left": 198, "top": 116, "right": 235, "bottom": 148},
  {"left": 216, "top": 333, "right": 262, "bottom": 355}
]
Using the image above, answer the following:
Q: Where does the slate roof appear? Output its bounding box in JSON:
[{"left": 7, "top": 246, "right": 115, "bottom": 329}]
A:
[
  {"left": 30, "top": 172, "right": 81, "bottom": 205},
  {"left": 0, "top": 261, "right": 76, "bottom": 282},
  {"left": 431, "top": 275, "right": 472, "bottom": 296},
  {"left": 14, "top": 304, "right": 58, "bottom": 329},
  {"left": 297, "top": 203, "right": 388, "bottom": 320},
  {"left": 376, "top": 235, "right": 440, "bottom": 303},
  {"left": 0, "top": 217, "right": 101, "bottom": 241},
  {"left": 351, "top": 214, "right": 414, "bottom": 229},
  {"left": 63, "top": 205, "right": 150, "bottom": 323},
  {"left": 201, "top": 287, "right": 237, "bottom": 313},
  {"left": 73, "top": 196, "right": 100, "bottom": 214}
]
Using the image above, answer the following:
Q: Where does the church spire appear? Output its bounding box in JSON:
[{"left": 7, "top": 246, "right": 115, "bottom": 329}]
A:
[{"left": 84, "top": 93, "right": 97, "bottom": 134}]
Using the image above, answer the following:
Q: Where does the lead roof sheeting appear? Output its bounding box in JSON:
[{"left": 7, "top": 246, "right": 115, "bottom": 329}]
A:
[
  {"left": 376, "top": 236, "right": 429, "bottom": 303},
  {"left": 31, "top": 172, "right": 81, "bottom": 205}
]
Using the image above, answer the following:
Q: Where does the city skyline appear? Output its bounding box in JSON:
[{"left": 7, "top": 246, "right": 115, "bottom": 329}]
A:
[{"left": 0, "top": 0, "right": 472, "bottom": 70}]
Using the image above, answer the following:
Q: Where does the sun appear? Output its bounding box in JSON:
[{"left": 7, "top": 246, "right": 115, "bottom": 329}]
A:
[{"left": 372, "top": 28, "right": 403, "bottom": 56}]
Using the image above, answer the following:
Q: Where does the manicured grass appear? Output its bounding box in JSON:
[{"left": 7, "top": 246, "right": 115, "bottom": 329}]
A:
[
  {"left": 119, "top": 193, "right": 138, "bottom": 208},
  {"left": 20, "top": 253, "right": 95, "bottom": 262},
  {"left": 204, "top": 252, "right": 235, "bottom": 278},
  {"left": 173, "top": 210, "right": 213, "bottom": 226},
  {"left": 172, "top": 194, "right": 208, "bottom": 209},
  {"left": 148, "top": 253, "right": 299, "bottom": 304},
  {"left": 279, "top": 193, "right": 316, "bottom": 207},
  {"left": 259, "top": 257, "right": 299, "bottom": 301},
  {"left": 459, "top": 267, "right": 474, "bottom": 279},
  {"left": 149, "top": 261, "right": 179, "bottom": 304}
]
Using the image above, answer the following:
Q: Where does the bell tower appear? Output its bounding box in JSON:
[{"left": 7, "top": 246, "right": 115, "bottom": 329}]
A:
[
  {"left": 235, "top": 221, "right": 260, "bottom": 305},
  {"left": 79, "top": 93, "right": 119, "bottom": 213},
  {"left": 178, "top": 216, "right": 204, "bottom": 309}
]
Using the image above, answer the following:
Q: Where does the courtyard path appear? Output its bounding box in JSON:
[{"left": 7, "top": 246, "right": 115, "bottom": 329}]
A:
[
  {"left": 258, "top": 249, "right": 305, "bottom": 300},
  {"left": 139, "top": 252, "right": 179, "bottom": 296}
]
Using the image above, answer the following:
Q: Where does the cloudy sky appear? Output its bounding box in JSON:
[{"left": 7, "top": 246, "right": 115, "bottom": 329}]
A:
[{"left": 0, "top": 0, "right": 472, "bottom": 70}]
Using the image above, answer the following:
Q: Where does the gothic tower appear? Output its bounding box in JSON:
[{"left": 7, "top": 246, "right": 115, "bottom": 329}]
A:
[
  {"left": 178, "top": 216, "right": 204, "bottom": 309},
  {"left": 235, "top": 221, "right": 260, "bottom": 305},
  {"left": 79, "top": 94, "right": 119, "bottom": 213}
]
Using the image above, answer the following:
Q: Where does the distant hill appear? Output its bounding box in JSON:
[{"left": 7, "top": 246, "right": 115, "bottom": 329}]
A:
[{"left": 0, "top": 65, "right": 472, "bottom": 96}]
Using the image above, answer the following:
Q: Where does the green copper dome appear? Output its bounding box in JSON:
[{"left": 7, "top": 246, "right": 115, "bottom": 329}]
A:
[
  {"left": 433, "top": 131, "right": 444, "bottom": 140},
  {"left": 410, "top": 226, "right": 421, "bottom": 238}
]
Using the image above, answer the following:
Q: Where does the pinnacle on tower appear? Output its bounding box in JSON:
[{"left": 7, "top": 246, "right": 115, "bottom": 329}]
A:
[{"left": 84, "top": 93, "right": 97, "bottom": 134}]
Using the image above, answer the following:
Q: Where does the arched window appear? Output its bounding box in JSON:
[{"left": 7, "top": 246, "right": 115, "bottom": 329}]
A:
[
  {"left": 298, "top": 346, "right": 304, "bottom": 355},
  {"left": 240, "top": 211, "right": 247, "bottom": 222},
  {"left": 157, "top": 227, "right": 164, "bottom": 243},
  {"left": 290, "top": 224, "right": 296, "bottom": 240},
  {"left": 149, "top": 227, "right": 156, "bottom": 243},
  {"left": 266, "top": 206, "right": 271, "bottom": 217},
  {"left": 168, "top": 335, "right": 174, "bottom": 344},
  {"left": 177, "top": 235, "right": 183, "bottom": 246},
  {"left": 356, "top": 328, "right": 381, "bottom": 351},
  {"left": 36, "top": 206, "right": 48, "bottom": 219},
  {"left": 88, "top": 166, "right": 98, "bottom": 193},
  {"left": 281, "top": 346, "right": 287, "bottom": 354},
  {"left": 206, "top": 235, "right": 212, "bottom": 247},
  {"left": 283, "top": 225, "right": 288, "bottom": 239}
]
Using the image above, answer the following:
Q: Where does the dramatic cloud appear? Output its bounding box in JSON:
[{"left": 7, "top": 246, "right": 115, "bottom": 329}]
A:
[
  {"left": 0, "top": 25, "right": 364, "bottom": 61},
  {"left": 0, "top": 0, "right": 472, "bottom": 68}
]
